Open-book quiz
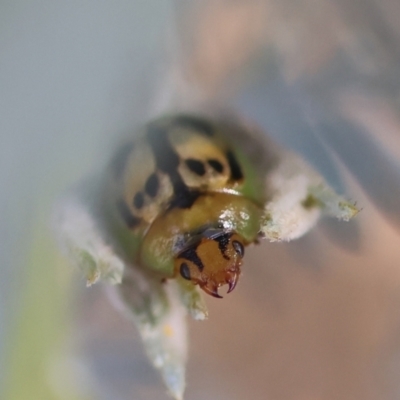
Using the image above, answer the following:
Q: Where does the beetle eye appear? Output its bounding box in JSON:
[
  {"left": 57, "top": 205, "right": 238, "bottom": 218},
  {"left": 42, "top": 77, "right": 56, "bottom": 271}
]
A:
[
  {"left": 180, "top": 262, "right": 191, "bottom": 280},
  {"left": 232, "top": 240, "right": 244, "bottom": 257}
]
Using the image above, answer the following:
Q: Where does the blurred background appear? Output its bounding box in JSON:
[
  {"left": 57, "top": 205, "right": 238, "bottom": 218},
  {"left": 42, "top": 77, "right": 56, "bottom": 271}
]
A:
[{"left": 1, "top": 1, "right": 400, "bottom": 399}]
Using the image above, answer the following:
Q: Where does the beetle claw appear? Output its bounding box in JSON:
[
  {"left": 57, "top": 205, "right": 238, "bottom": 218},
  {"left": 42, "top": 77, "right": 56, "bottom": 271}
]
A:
[
  {"left": 227, "top": 273, "right": 239, "bottom": 293},
  {"left": 211, "top": 290, "right": 223, "bottom": 299},
  {"left": 199, "top": 271, "right": 240, "bottom": 298},
  {"left": 201, "top": 283, "right": 223, "bottom": 298}
]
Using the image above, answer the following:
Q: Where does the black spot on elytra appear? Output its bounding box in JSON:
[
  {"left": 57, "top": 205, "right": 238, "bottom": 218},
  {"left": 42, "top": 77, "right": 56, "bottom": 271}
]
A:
[
  {"left": 117, "top": 199, "right": 141, "bottom": 229},
  {"left": 168, "top": 190, "right": 201, "bottom": 209},
  {"left": 185, "top": 159, "right": 206, "bottom": 176},
  {"left": 133, "top": 192, "right": 144, "bottom": 209},
  {"left": 208, "top": 159, "right": 224, "bottom": 173},
  {"left": 110, "top": 142, "right": 134, "bottom": 177},
  {"left": 226, "top": 150, "right": 243, "bottom": 181},
  {"left": 147, "top": 124, "right": 200, "bottom": 209},
  {"left": 144, "top": 173, "right": 159, "bottom": 198},
  {"left": 178, "top": 246, "right": 204, "bottom": 271},
  {"left": 180, "top": 263, "right": 191, "bottom": 280},
  {"left": 172, "top": 115, "right": 214, "bottom": 137},
  {"left": 214, "top": 233, "right": 233, "bottom": 260},
  {"left": 147, "top": 125, "right": 180, "bottom": 173}
]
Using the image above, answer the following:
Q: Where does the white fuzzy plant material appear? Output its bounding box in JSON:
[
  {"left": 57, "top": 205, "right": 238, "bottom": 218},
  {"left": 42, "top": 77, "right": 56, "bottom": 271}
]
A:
[{"left": 55, "top": 115, "right": 358, "bottom": 400}]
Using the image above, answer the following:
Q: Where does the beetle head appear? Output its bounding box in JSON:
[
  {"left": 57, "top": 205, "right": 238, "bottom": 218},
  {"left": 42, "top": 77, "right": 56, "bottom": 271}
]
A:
[{"left": 174, "top": 231, "right": 245, "bottom": 298}]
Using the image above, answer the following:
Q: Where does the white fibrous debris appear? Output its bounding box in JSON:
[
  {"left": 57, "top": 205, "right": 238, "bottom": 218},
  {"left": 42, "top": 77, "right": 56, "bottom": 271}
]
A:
[
  {"left": 261, "top": 150, "right": 359, "bottom": 242},
  {"left": 54, "top": 182, "right": 124, "bottom": 286},
  {"left": 55, "top": 179, "right": 189, "bottom": 400},
  {"left": 109, "top": 279, "right": 188, "bottom": 400}
]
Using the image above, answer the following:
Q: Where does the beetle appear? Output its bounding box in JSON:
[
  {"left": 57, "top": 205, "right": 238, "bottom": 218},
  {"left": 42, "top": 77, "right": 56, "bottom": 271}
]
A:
[
  {"left": 103, "top": 113, "right": 272, "bottom": 298},
  {"left": 100, "top": 112, "right": 357, "bottom": 299}
]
